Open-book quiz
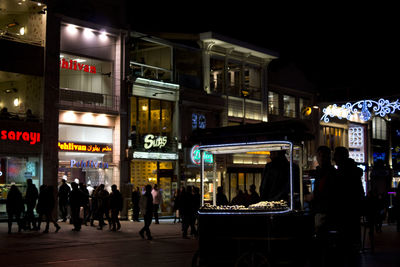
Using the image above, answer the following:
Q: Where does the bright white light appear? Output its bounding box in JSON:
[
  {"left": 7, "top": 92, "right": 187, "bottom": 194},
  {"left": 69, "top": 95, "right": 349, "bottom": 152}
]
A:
[
  {"left": 99, "top": 31, "right": 108, "bottom": 41},
  {"left": 96, "top": 114, "right": 108, "bottom": 125},
  {"left": 66, "top": 24, "right": 78, "bottom": 35},
  {"left": 82, "top": 113, "right": 95, "bottom": 124},
  {"left": 37, "top": 2, "right": 42, "bottom": 6},
  {"left": 19, "top": 27, "right": 25, "bottom": 35},
  {"left": 83, "top": 28, "right": 95, "bottom": 39},
  {"left": 13, "top": 98, "right": 19, "bottom": 107},
  {"left": 63, "top": 111, "right": 76, "bottom": 123},
  {"left": 74, "top": 58, "right": 86, "bottom": 63}
]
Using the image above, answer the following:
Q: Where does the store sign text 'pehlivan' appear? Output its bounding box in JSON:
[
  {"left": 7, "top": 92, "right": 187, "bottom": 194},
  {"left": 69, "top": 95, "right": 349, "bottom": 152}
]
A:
[
  {"left": 58, "top": 142, "right": 112, "bottom": 153},
  {"left": 60, "top": 58, "right": 96, "bottom": 74},
  {"left": 1, "top": 130, "right": 40, "bottom": 145}
]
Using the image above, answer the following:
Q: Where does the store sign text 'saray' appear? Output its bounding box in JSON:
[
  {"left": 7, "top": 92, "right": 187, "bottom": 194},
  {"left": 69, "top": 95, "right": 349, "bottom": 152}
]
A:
[
  {"left": 1, "top": 130, "right": 40, "bottom": 145},
  {"left": 144, "top": 134, "right": 167, "bottom": 149},
  {"left": 191, "top": 145, "right": 213, "bottom": 165},
  {"left": 60, "top": 58, "right": 96, "bottom": 73},
  {"left": 58, "top": 142, "right": 112, "bottom": 153}
]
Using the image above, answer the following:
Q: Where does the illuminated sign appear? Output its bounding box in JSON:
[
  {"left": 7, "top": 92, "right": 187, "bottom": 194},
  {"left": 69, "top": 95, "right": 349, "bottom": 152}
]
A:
[
  {"left": 144, "top": 134, "right": 167, "bottom": 149},
  {"left": 133, "top": 151, "right": 178, "bottom": 160},
  {"left": 1, "top": 130, "right": 40, "bottom": 145},
  {"left": 321, "top": 99, "right": 400, "bottom": 122},
  {"left": 70, "top": 160, "right": 109, "bottom": 169},
  {"left": 59, "top": 58, "right": 96, "bottom": 74},
  {"left": 191, "top": 145, "right": 213, "bottom": 165},
  {"left": 58, "top": 142, "right": 112, "bottom": 153}
]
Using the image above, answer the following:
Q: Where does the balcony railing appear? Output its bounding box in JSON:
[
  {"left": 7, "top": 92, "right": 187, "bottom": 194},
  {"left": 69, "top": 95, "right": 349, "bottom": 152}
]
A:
[
  {"left": 130, "top": 62, "right": 172, "bottom": 82},
  {"left": 59, "top": 89, "right": 119, "bottom": 113}
]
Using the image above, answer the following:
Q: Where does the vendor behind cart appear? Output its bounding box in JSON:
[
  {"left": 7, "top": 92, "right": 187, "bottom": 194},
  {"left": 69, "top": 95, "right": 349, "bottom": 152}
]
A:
[{"left": 260, "top": 150, "right": 300, "bottom": 206}]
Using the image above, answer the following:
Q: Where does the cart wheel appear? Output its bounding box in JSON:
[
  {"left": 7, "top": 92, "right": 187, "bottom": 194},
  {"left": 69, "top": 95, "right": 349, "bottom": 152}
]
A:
[
  {"left": 235, "top": 251, "right": 270, "bottom": 267},
  {"left": 192, "top": 250, "right": 205, "bottom": 267}
]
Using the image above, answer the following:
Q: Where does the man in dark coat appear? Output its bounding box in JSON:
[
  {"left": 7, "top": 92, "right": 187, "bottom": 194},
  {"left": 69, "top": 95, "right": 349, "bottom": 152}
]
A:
[
  {"left": 131, "top": 186, "right": 141, "bottom": 222},
  {"left": 69, "top": 182, "right": 84, "bottom": 231},
  {"left": 37, "top": 185, "right": 60, "bottom": 233},
  {"left": 6, "top": 185, "right": 24, "bottom": 234},
  {"left": 109, "top": 184, "right": 123, "bottom": 231},
  {"left": 139, "top": 184, "right": 154, "bottom": 240},
  {"left": 260, "top": 150, "right": 300, "bottom": 204},
  {"left": 58, "top": 179, "right": 70, "bottom": 222},
  {"left": 181, "top": 185, "right": 196, "bottom": 238},
  {"left": 25, "top": 178, "right": 39, "bottom": 230},
  {"left": 333, "top": 146, "right": 365, "bottom": 265}
]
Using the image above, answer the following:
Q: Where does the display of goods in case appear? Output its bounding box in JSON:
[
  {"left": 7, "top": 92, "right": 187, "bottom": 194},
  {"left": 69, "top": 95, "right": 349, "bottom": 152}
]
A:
[{"left": 199, "top": 200, "right": 289, "bottom": 212}]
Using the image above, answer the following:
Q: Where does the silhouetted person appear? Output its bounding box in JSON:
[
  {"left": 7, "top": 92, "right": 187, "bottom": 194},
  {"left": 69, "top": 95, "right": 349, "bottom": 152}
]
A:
[
  {"left": 139, "top": 184, "right": 153, "bottom": 240},
  {"left": 25, "top": 179, "right": 38, "bottom": 230},
  {"left": 6, "top": 185, "right": 24, "bottom": 234},
  {"left": 248, "top": 184, "right": 261, "bottom": 205},
  {"left": 109, "top": 184, "right": 123, "bottom": 231},
  {"left": 37, "top": 185, "right": 60, "bottom": 233},
  {"left": 89, "top": 186, "right": 99, "bottom": 227},
  {"left": 132, "top": 186, "right": 141, "bottom": 222},
  {"left": 97, "top": 184, "right": 111, "bottom": 230},
  {"left": 58, "top": 179, "right": 70, "bottom": 222},
  {"left": 79, "top": 183, "right": 90, "bottom": 225},
  {"left": 0, "top": 107, "right": 11, "bottom": 120},
  {"left": 231, "top": 189, "right": 247, "bottom": 206},
  {"left": 152, "top": 184, "right": 162, "bottom": 224},
  {"left": 260, "top": 150, "right": 300, "bottom": 203},
  {"left": 181, "top": 185, "right": 196, "bottom": 238},
  {"left": 69, "top": 182, "right": 85, "bottom": 231},
  {"left": 333, "top": 146, "right": 364, "bottom": 265},
  {"left": 25, "top": 109, "right": 38, "bottom": 122},
  {"left": 216, "top": 186, "right": 229, "bottom": 206},
  {"left": 172, "top": 189, "right": 181, "bottom": 223},
  {"left": 312, "top": 146, "right": 338, "bottom": 235}
]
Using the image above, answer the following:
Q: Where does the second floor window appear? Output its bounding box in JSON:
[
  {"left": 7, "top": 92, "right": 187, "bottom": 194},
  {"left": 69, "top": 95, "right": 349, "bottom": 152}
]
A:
[
  {"left": 283, "top": 94, "right": 296, "bottom": 118},
  {"left": 268, "top": 91, "right": 279, "bottom": 115},
  {"left": 372, "top": 117, "right": 387, "bottom": 140},
  {"left": 59, "top": 53, "right": 113, "bottom": 95}
]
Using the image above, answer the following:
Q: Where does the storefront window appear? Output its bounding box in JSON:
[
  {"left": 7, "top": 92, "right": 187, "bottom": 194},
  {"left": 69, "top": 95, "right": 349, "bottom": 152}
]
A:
[
  {"left": 210, "top": 57, "right": 225, "bottom": 94},
  {"left": 268, "top": 91, "right": 279, "bottom": 115},
  {"left": 283, "top": 94, "right": 296, "bottom": 118},
  {"left": 372, "top": 117, "right": 387, "bottom": 140},
  {"left": 59, "top": 53, "right": 113, "bottom": 95},
  {"left": 0, "top": 156, "right": 40, "bottom": 201}
]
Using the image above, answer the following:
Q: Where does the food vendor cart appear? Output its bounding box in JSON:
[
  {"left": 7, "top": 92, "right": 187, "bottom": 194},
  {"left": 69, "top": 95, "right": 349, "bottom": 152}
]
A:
[{"left": 191, "top": 121, "right": 315, "bottom": 267}]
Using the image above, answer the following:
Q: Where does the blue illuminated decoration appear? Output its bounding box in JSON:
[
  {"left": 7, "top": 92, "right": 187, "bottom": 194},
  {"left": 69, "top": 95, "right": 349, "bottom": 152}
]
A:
[{"left": 321, "top": 98, "right": 400, "bottom": 123}]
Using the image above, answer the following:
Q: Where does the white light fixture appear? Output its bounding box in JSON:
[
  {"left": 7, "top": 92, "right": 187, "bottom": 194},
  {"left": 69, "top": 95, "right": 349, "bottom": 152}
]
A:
[
  {"left": 66, "top": 24, "right": 78, "bottom": 35},
  {"left": 13, "top": 97, "right": 20, "bottom": 107},
  {"left": 19, "top": 27, "right": 25, "bottom": 35},
  {"left": 99, "top": 30, "right": 108, "bottom": 41},
  {"left": 96, "top": 114, "right": 108, "bottom": 125},
  {"left": 82, "top": 113, "right": 95, "bottom": 124},
  {"left": 63, "top": 111, "right": 76, "bottom": 123},
  {"left": 83, "top": 28, "right": 94, "bottom": 39}
]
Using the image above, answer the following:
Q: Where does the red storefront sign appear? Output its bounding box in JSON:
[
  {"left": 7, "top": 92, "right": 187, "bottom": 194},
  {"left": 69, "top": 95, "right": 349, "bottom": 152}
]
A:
[
  {"left": 59, "top": 58, "right": 96, "bottom": 73},
  {"left": 0, "top": 130, "right": 40, "bottom": 145}
]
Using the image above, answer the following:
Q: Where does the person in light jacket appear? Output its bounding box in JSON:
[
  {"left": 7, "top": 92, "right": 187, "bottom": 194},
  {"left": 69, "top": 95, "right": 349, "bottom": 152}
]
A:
[
  {"left": 151, "top": 184, "right": 162, "bottom": 224},
  {"left": 139, "top": 184, "right": 154, "bottom": 240}
]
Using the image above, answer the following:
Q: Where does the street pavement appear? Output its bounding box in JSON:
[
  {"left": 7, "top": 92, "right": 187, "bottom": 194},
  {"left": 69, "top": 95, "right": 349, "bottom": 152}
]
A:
[{"left": 0, "top": 219, "right": 399, "bottom": 267}]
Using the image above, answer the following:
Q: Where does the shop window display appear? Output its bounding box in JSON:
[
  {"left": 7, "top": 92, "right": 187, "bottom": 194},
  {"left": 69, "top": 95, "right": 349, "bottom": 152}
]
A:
[{"left": 0, "top": 156, "right": 40, "bottom": 214}]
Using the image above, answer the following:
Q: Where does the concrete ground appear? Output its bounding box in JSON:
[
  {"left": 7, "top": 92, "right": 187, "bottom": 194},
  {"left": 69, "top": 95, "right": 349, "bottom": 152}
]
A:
[{"left": 0, "top": 219, "right": 399, "bottom": 267}]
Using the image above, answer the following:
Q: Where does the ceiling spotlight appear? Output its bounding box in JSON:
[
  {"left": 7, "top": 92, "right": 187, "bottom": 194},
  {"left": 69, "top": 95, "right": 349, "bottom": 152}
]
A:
[
  {"left": 19, "top": 27, "right": 25, "bottom": 35},
  {"left": 13, "top": 98, "right": 20, "bottom": 107}
]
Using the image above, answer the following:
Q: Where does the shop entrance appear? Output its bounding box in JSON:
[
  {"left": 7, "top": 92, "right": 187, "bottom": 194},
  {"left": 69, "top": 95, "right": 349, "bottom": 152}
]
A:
[{"left": 159, "top": 176, "right": 172, "bottom": 215}]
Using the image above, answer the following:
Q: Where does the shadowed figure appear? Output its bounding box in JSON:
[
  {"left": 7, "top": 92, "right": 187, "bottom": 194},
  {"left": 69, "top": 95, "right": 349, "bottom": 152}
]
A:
[
  {"left": 37, "top": 185, "right": 60, "bottom": 233},
  {"left": 6, "top": 185, "right": 24, "bottom": 234},
  {"left": 139, "top": 184, "right": 154, "bottom": 240}
]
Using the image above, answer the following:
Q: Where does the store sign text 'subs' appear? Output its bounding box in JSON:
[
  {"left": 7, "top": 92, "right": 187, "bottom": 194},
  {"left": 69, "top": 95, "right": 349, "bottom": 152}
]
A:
[
  {"left": 1, "top": 130, "right": 40, "bottom": 145},
  {"left": 144, "top": 134, "right": 167, "bottom": 149},
  {"left": 60, "top": 58, "right": 96, "bottom": 74}
]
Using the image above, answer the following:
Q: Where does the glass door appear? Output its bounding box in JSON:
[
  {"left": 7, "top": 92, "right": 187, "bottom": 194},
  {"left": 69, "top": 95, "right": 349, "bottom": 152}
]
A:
[{"left": 159, "top": 177, "right": 172, "bottom": 216}]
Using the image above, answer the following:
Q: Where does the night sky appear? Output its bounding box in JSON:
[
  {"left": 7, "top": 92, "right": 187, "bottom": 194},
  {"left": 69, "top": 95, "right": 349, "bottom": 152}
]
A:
[{"left": 129, "top": 3, "right": 400, "bottom": 101}]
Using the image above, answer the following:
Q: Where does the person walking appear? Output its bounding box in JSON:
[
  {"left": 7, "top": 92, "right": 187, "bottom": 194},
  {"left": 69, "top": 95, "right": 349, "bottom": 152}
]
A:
[
  {"left": 58, "top": 179, "right": 70, "bottom": 222},
  {"left": 6, "top": 185, "right": 24, "bottom": 234},
  {"left": 69, "top": 182, "right": 84, "bottom": 231},
  {"left": 139, "top": 184, "right": 154, "bottom": 240},
  {"left": 79, "top": 183, "right": 90, "bottom": 226},
  {"left": 24, "top": 178, "right": 39, "bottom": 230},
  {"left": 333, "top": 146, "right": 365, "bottom": 266},
  {"left": 172, "top": 189, "right": 181, "bottom": 223},
  {"left": 37, "top": 185, "right": 60, "bottom": 233},
  {"left": 109, "top": 184, "right": 123, "bottom": 231},
  {"left": 89, "top": 185, "right": 98, "bottom": 227},
  {"left": 96, "top": 184, "right": 111, "bottom": 230},
  {"left": 131, "top": 186, "right": 141, "bottom": 222},
  {"left": 181, "top": 185, "right": 196, "bottom": 238},
  {"left": 151, "top": 184, "right": 162, "bottom": 224}
]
